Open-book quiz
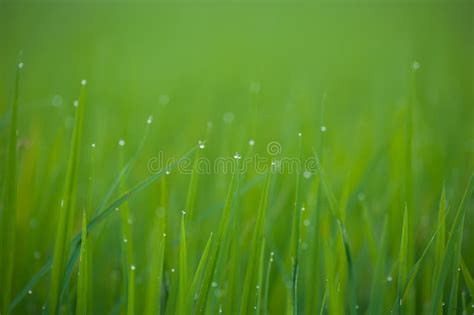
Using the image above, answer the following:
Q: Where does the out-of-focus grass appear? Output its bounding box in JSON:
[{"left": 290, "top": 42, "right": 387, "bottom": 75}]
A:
[{"left": 0, "top": 0, "right": 473, "bottom": 314}]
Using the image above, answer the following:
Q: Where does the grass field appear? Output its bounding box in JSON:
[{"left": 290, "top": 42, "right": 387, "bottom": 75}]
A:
[{"left": 0, "top": 0, "right": 473, "bottom": 314}]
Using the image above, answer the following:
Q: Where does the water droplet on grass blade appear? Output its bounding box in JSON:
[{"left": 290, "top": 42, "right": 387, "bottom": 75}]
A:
[
  {"left": 147, "top": 115, "right": 153, "bottom": 124},
  {"left": 18, "top": 62, "right": 24, "bottom": 69},
  {"left": 412, "top": 61, "right": 420, "bottom": 70},
  {"left": 73, "top": 100, "right": 79, "bottom": 108},
  {"left": 118, "top": 139, "right": 125, "bottom": 146},
  {"left": 223, "top": 112, "right": 235, "bottom": 124},
  {"left": 249, "top": 139, "right": 255, "bottom": 146},
  {"left": 130, "top": 265, "right": 136, "bottom": 271},
  {"left": 81, "top": 79, "right": 87, "bottom": 86},
  {"left": 320, "top": 125, "right": 327, "bottom": 132},
  {"left": 199, "top": 140, "right": 205, "bottom": 149},
  {"left": 233, "top": 152, "right": 241, "bottom": 159}
]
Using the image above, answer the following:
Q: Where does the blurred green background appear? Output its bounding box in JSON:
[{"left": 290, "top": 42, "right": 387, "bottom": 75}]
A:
[{"left": 0, "top": 0, "right": 473, "bottom": 314}]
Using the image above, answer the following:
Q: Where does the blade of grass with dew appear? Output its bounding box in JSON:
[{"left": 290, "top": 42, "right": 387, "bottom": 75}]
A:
[
  {"left": 460, "top": 257, "right": 474, "bottom": 299},
  {"left": 186, "top": 143, "right": 203, "bottom": 221},
  {"left": 187, "top": 232, "right": 213, "bottom": 309},
  {"left": 76, "top": 212, "right": 88, "bottom": 315},
  {"left": 58, "top": 117, "right": 155, "bottom": 307},
  {"left": 118, "top": 143, "right": 136, "bottom": 315},
  {"left": 48, "top": 80, "right": 87, "bottom": 315},
  {"left": 395, "top": 205, "right": 409, "bottom": 313},
  {"left": 0, "top": 59, "right": 22, "bottom": 315},
  {"left": 194, "top": 164, "right": 240, "bottom": 314},
  {"left": 447, "top": 214, "right": 465, "bottom": 315},
  {"left": 431, "top": 175, "right": 473, "bottom": 314},
  {"left": 177, "top": 212, "right": 188, "bottom": 314},
  {"left": 144, "top": 177, "right": 168, "bottom": 315},
  {"left": 263, "top": 251, "right": 274, "bottom": 315},
  {"left": 144, "top": 233, "right": 166, "bottom": 315},
  {"left": 10, "top": 141, "right": 198, "bottom": 312},
  {"left": 255, "top": 239, "right": 266, "bottom": 313},
  {"left": 288, "top": 133, "right": 303, "bottom": 315},
  {"left": 239, "top": 171, "right": 271, "bottom": 315}
]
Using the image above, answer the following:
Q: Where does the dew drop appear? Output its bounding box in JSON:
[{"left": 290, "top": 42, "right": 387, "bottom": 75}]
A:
[
  {"left": 28, "top": 290, "right": 32, "bottom": 295},
  {"left": 91, "top": 143, "right": 96, "bottom": 148},
  {"left": 165, "top": 170, "right": 171, "bottom": 175},
  {"left": 233, "top": 152, "right": 241, "bottom": 160},
  {"left": 182, "top": 210, "right": 187, "bottom": 215},
  {"left": 320, "top": 125, "right": 327, "bottom": 132},
  {"left": 298, "top": 132, "right": 302, "bottom": 137},
  {"left": 304, "top": 219, "right": 311, "bottom": 227},
  {"left": 303, "top": 170, "right": 312, "bottom": 179},
  {"left": 211, "top": 281, "right": 218, "bottom": 288},
  {"left": 130, "top": 265, "right": 136, "bottom": 271},
  {"left": 115, "top": 207, "right": 119, "bottom": 212},
  {"left": 171, "top": 268, "right": 176, "bottom": 273},
  {"left": 18, "top": 62, "right": 24, "bottom": 69},
  {"left": 223, "top": 112, "right": 235, "bottom": 124},
  {"left": 123, "top": 238, "right": 128, "bottom": 243},
  {"left": 198, "top": 140, "right": 205, "bottom": 149},
  {"left": 147, "top": 115, "right": 153, "bottom": 124},
  {"left": 51, "top": 95, "right": 63, "bottom": 107},
  {"left": 249, "top": 139, "right": 255, "bottom": 146},
  {"left": 387, "top": 276, "right": 393, "bottom": 282},
  {"left": 81, "top": 79, "right": 87, "bottom": 86},
  {"left": 73, "top": 100, "right": 79, "bottom": 108},
  {"left": 118, "top": 139, "right": 125, "bottom": 146},
  {"left": 412, "top": 61, "right": 420, "bottom": 70}
]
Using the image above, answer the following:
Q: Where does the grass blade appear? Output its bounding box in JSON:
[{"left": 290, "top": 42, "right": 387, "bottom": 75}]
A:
[
  {"left": 48, "top": 80, "right": 87, "bottom": 315},
  {"left": 240, "top": 172, "right": 271, "bottom": 315},
  {"left": 178, "top": 212, "right": 188, "bottom": 314},
  {"left": 76, "top": 212, "right": 89, "bottom": 315},
  {"left": 431, "top": 175, "right": 473, "bottom": 314},
  {"left": 0, "top": 59, "right": 23, "bottom": 315}
]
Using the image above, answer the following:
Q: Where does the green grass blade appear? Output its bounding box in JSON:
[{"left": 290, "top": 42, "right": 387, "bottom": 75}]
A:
[
  {"left": 178, "top": 212, "right": 188, "bottom": 314},
  {"left": 396, "top": 205, "right": 409, "bottom": 312},
  {"left": 263, "top": 251, "right": 274, "bottom": 315},
  {"left": 194, "top": 164, "right": 240, "bottom": 314},
  {"left": 288, "top": 133, "right": 303, "bottom": 315},
  {"left": 460, "top": 257, "right": 474, "bottom": 300},
  {"left": 76, "top": 212, "right": 89, "bottom": 315},
  {"left": 431, "top": 175, "right": 473, "bottom": 314},
  {"left": 48, "top": 80, "right": 87, "bottom": 315},
  {"left": 432, "top": 185, "right": 446, "bottom": 314},
  {"left": 145, "top": 232, "right": 166, "bottom": 315},
  {"left": 240, "top": 172, "right": 271, "bottom": 315},
  {"left": 188, "top": 232, "right": 213, "bottom": 307},
  {"left": 0, "top": 59, "right": 22, "bottom": 315},
  {"left": 255, "top": 239, "right": 266, "bottom": 313}
]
